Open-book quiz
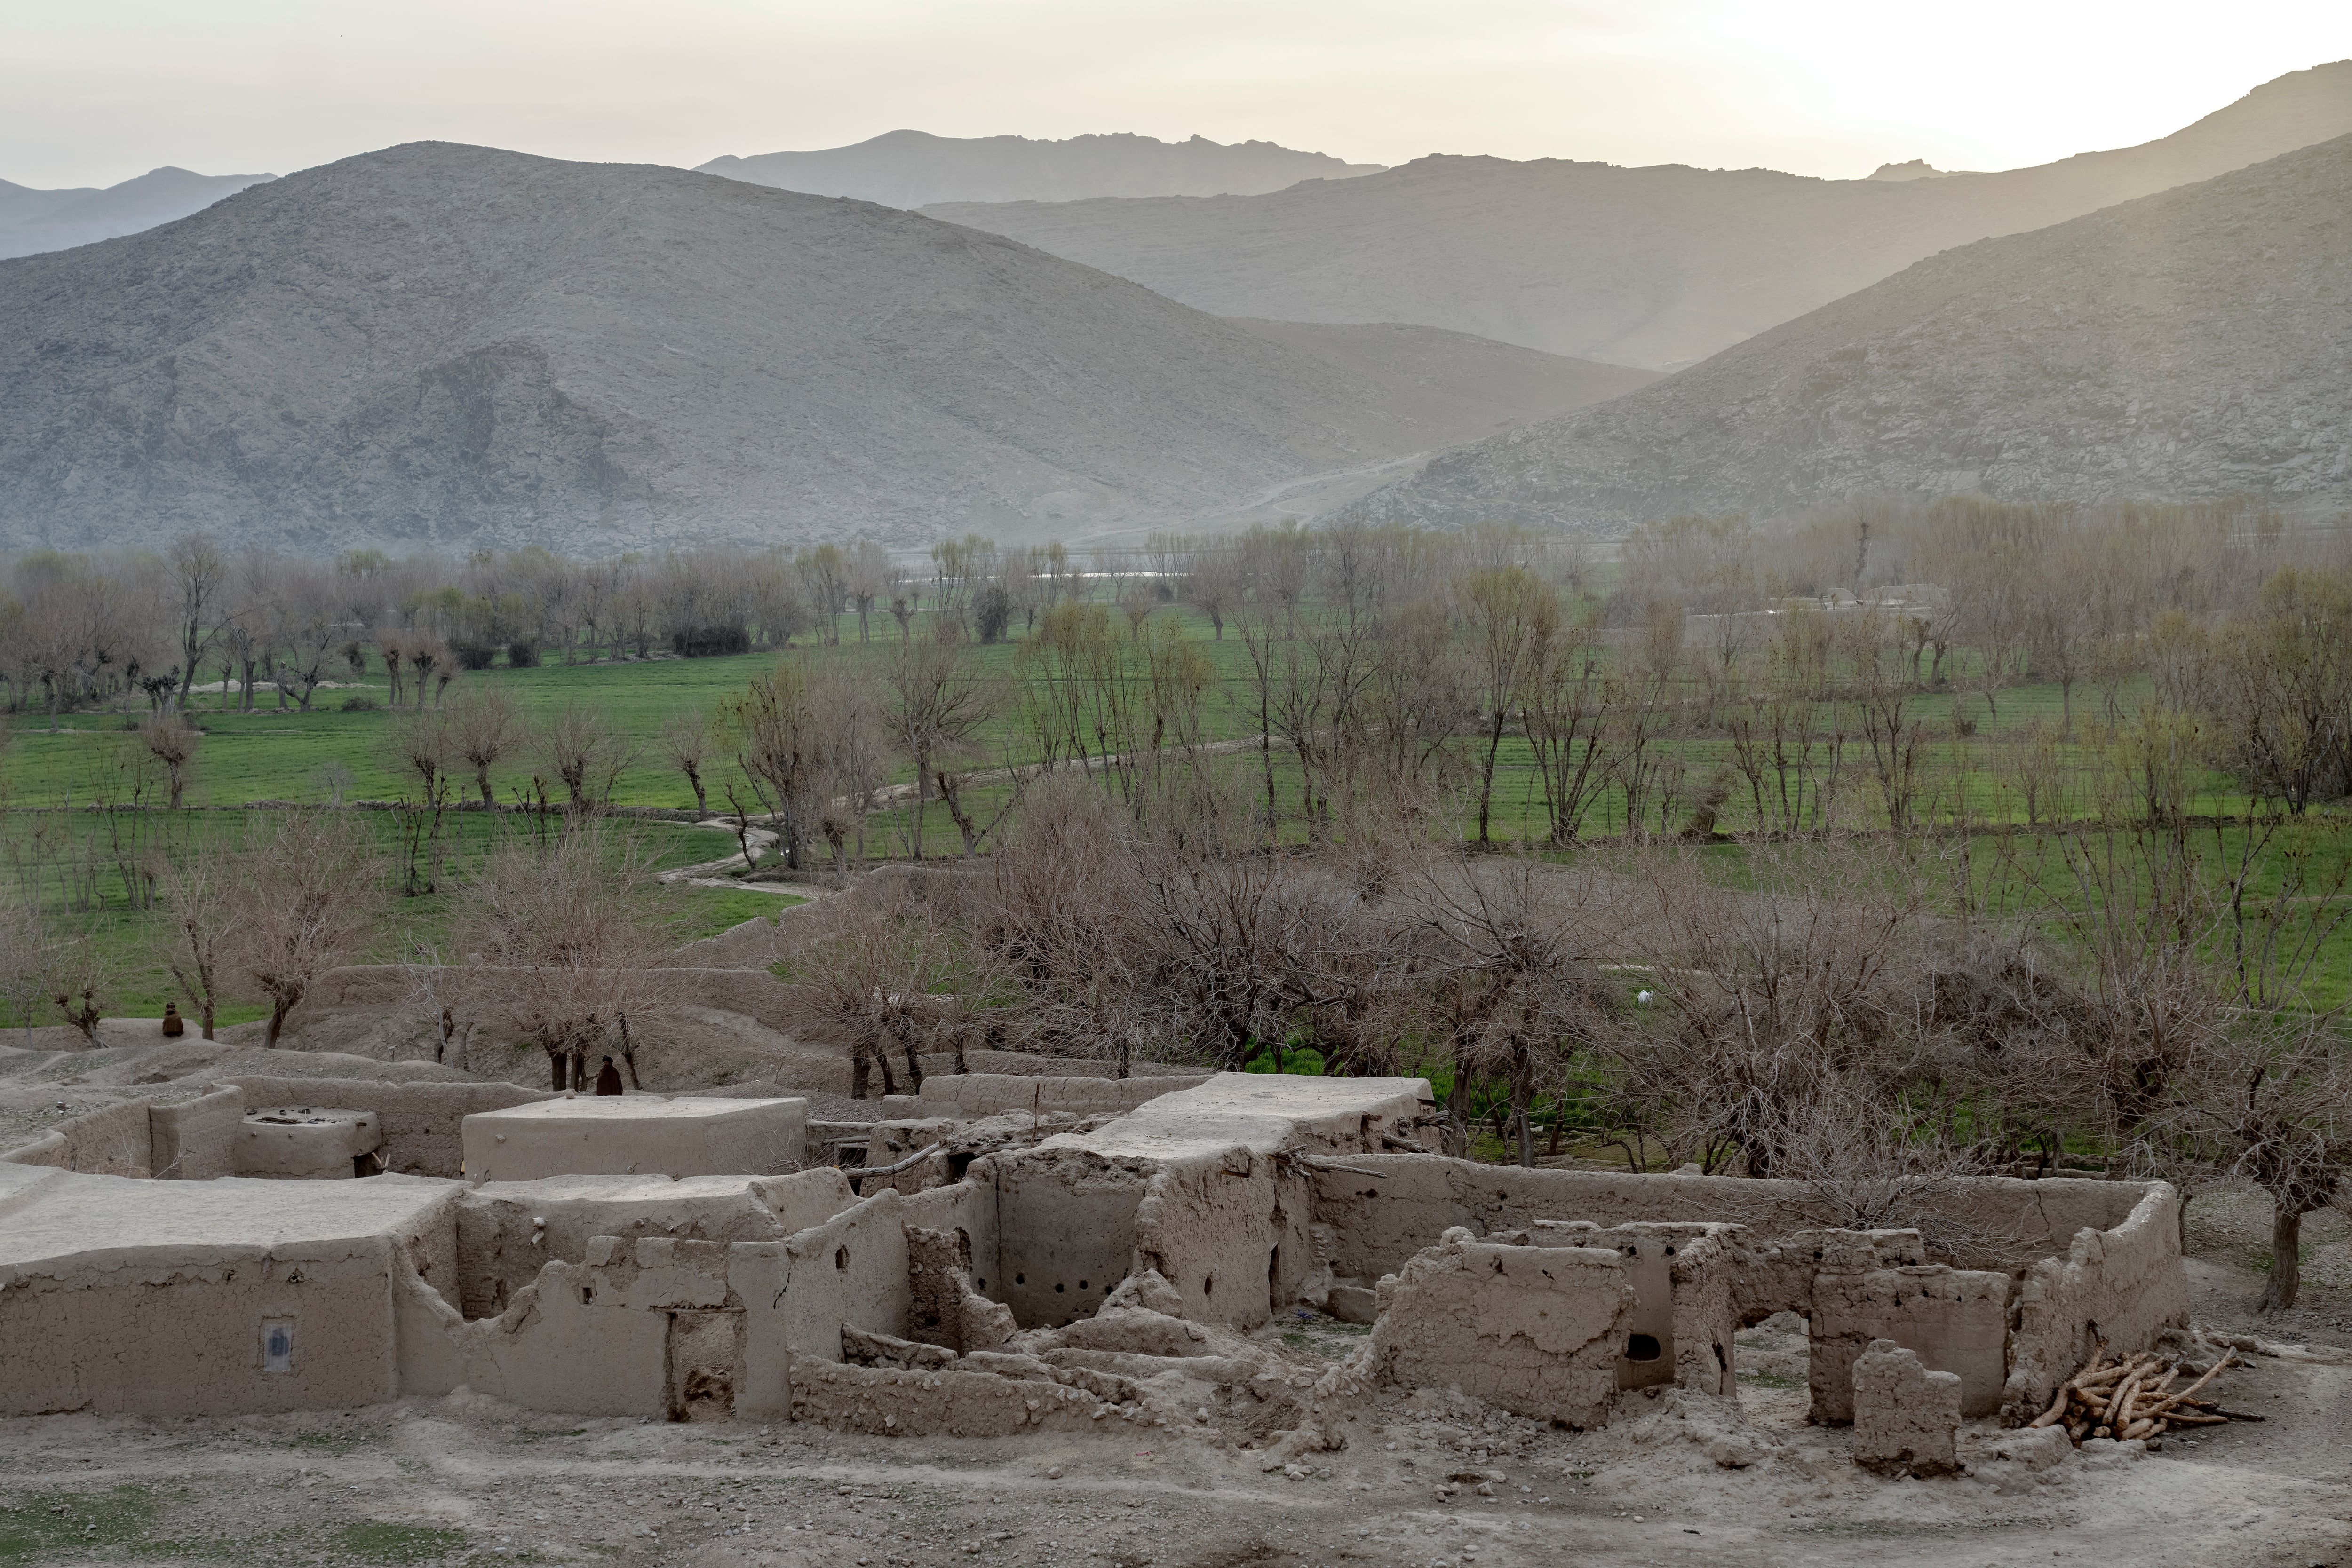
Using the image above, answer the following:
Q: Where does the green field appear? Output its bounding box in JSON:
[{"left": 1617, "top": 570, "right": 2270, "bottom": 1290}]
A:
[
  {"left": 0, "top": 811, "right": 784, "bottom": 1026},
  {"left": 4, "top": 600, "right": 2346, "bottom": 1018}
]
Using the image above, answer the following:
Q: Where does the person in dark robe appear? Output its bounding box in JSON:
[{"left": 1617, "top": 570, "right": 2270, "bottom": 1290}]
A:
[{"left": 594, "top": 1055, "right": 624, "bottom": 1095}]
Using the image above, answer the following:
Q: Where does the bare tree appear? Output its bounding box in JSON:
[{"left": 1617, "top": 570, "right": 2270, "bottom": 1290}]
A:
[
  {"left": 220, "top": 810, "right": 389, "bottom": 1049},
  {"left": 0, "top": 901, "right": 58, "bottom": 1042},
  {"left": 883, "top": 632, "right": 993, "bottom": 860},
  {"left": 446, "top": 687, "right": 524, "bottom": 806},
  {"left": 450, "top": 821, "right": 682, "bottom": 1089},
  {"left": 538, "top": 700, "right": 638, "bottom": 812},
  {"left": 166, "top": 532, "right": 229, "bottom": 711},
  {"left": 660, "top": 710, "right": 715, "bottom": 815},
  {"left": 139, "top": 713, "right": 202, "bottom": 809},
  {"left": 159, "top": 841, "right": 234, "bottom": 1038}
]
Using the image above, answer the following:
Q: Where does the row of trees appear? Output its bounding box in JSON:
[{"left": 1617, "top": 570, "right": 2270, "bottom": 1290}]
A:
[
  {"left": 0, "top": 807, "right": 686, "bottom": 1095},
  {"left": 785, "top": 770, "right": 2350, "bottom": 1309}
]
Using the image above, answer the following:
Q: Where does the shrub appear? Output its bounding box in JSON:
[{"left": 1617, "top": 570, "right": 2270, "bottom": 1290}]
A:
[
  {"left": 506, "top": 640, "right": 541, "bottom": 668},
  {"left": 340, "top": 694, "right": 381, "bottom": 712},
  {"left": 451, "top": 642, "right": 500, "bottom": 672},
  {"left": 671, "top": 624, "right": 752, "bottom": 658}
]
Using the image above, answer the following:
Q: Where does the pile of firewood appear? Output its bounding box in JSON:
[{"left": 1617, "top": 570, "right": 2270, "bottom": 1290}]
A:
[{"left": 2028, "top": 1345, "right": 2251, "bottom": 1443}]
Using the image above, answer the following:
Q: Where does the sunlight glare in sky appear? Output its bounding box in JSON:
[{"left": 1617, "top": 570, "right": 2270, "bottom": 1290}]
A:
[{"left": 1, "top": 0, "right": 2344, "bottom": 187}]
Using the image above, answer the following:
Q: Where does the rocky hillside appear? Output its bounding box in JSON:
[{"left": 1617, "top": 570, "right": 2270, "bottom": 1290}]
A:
[
  {"left": 0, "top": 143, "right": 1639, "bottom": 554},
  {"left": 929, "top": 62, "right": 2352, "bottom": 370},
  {"left": 699, "top": 130, "right": 1380, "bottom": 208},
  {"left": 1346, "top": 135, "right": 2352, "bottom": 532},
  {"left": 0, "top": 166, "right": 272, "bottom": 259}
]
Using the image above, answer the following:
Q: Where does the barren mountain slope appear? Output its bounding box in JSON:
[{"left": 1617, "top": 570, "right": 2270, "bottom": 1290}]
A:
[
  {"left": 1346, "top": 135, "right": 2352, "bottom": 533},
  {"left": 699, "top": 129, "right": 1380, "bottom": 207},
  {"left": 0, "top": 143, "right": 1635, "bottom": 554},
  {"left": 928, "top": 61, "right": 2352, "bottom": 370},
  {"left": 0, "top": 166, "right": 273, "bottom": 259}
]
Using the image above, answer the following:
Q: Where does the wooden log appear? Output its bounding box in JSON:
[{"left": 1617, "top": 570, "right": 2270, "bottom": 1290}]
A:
[{"left": 2143, "top": 1354, "right": 2234, "bottom": 1419}]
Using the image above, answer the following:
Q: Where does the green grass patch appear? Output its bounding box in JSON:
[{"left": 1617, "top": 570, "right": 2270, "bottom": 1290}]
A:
[{"left": 332, "top": 1521, "right": 471, "bottom": 1562}]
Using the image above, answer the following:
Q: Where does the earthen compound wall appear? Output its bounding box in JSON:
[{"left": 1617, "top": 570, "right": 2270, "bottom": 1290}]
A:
[
  {"left": 2002, "top": 1182, "right": 2186, "bottom": 1422},
  {"left": 221, "top": 1077, "right": 552, "bottom": 1177}
]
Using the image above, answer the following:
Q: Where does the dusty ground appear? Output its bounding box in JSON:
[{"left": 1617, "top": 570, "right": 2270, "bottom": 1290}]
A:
[{"left": 8, "top": 1183, "right": 2352, "bottom": 1567}]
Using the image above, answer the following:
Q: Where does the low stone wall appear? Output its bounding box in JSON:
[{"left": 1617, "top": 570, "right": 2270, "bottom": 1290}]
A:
[
  {"left": 790, "top": 1360, "right": 1116, "bottom": 1436},
  {"left": 218, "top": 1077, "right": 552, "bottom": 1178}
]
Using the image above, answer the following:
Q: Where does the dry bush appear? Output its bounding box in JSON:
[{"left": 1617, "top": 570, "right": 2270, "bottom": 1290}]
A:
[{"left": 1607, "top": 843, "right": 1952, "bottom": 1177}]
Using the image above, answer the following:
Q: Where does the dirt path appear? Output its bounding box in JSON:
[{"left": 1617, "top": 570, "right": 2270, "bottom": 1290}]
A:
[{"left": 6, "top": 1340, "right": 2348, "bottom": 1568}]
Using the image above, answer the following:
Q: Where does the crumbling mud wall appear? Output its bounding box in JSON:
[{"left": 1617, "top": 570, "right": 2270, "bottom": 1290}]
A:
[
  {"left": 988, "top": 1149, "right": 1149, "bottom": 1328},
  {"left": 453, "top": 1170, "right": 856, "bottom": 1318},
  {"left": 1368, "top": 1234, "right": 1634, "bottom": 1426},
  {"left": 401, "top": 1188, "right": 921, "bottom": 1422},
  {"left": 221, "top": 1077, "right": 551, "bottom": 1177},
  {"left": 1306, "top": 1157, "right": 2150, "bottom": 1283},
  {"left": 1811, "top": 1267, "right": 2012, "bottom": 1420},
  {"left": 2002, "top": 1182, "right": 2187, "bottom": 1423},
  {"left": 1131, "top": 1148, "right": 1316, "bottom": 1331},
  {"left": 0, "top": 1097, "right": 156, "bottom": 1176},
  {"left": 1508, "top": 1222, "right": 1741, "bottom": 1396},
  {"left": 901, "top": 1174, "right": 1001, "bottom": 1295}
]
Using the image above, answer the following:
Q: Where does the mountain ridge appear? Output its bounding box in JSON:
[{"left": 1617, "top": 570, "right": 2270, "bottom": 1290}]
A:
[
  {"left": 0, "top": 166, "right": 274, "bottom": 260},
  {"left": 0, "top": 142, "right": 1640, "bottom": 555},
  {"left": 925, "top": 61, "right": 2352, "bottom": 370},
  {"left": 699, "top": 129, "right": 1382, "bottom": 208},
  {"left": 1343, "top": 134, "right": 2352, "bottom": 533}
]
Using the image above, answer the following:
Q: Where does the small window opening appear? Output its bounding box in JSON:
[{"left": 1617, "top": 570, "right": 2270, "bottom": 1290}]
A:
[
  {"left": 1625, "top": 1333, "right": 1662, "bottom": 1362},
  {"left": 834, "top": 1247, "right": 850, "bottom": 1271}
]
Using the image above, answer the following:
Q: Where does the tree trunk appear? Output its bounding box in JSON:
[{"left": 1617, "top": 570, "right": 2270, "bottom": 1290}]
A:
[
  {"left": 619, "top": 1015, "right": 643, "bottom": 1089},
  {"left": 1478, "top": 709, "right": 1506, "bottom": 846},
  {"left": 850, "top": 1045, "right": 871, "bottom": 1101},
  {"left": 264, "top": 997, "right": 294, "bottom": 1050},
  {"left": 1445, "top": 1047, "right": 1472, "bottom": 1158},
  {"left": 549, "top": 1050, "right": 568, "bottom": 1091},
  {"left": 1511, "top": 1045, "right": 1534, "bottom": 1169},
  {"left": 2261, "top": 1204, "right": 2304, "bottom": 1313}
]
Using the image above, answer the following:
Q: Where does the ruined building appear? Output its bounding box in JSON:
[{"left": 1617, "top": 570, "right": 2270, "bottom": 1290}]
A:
[{"left": 0, "top": 1072, "right": 2183, "bottom": 1448}]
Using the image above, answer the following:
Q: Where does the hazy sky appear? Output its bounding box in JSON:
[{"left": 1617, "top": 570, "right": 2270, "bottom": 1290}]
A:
[{"left": 4, "top": 0, "right": 2347, "bottom": 189}]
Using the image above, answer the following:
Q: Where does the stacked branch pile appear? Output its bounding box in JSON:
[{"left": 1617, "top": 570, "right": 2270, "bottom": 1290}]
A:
[{"left": 2029, "top": 1346, "right": 2246, "bottom": 1444}]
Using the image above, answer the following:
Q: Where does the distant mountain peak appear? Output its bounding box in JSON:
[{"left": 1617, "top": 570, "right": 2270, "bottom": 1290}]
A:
[
  {"left": 1866, "top": 158, "right": 1968, "bottom": 181},
  {"left": 0, "top": 165, "right": 273, "bottom": 260},
  {"left": 698, "top": 129, "right": 1382, "bottom": 208}
]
